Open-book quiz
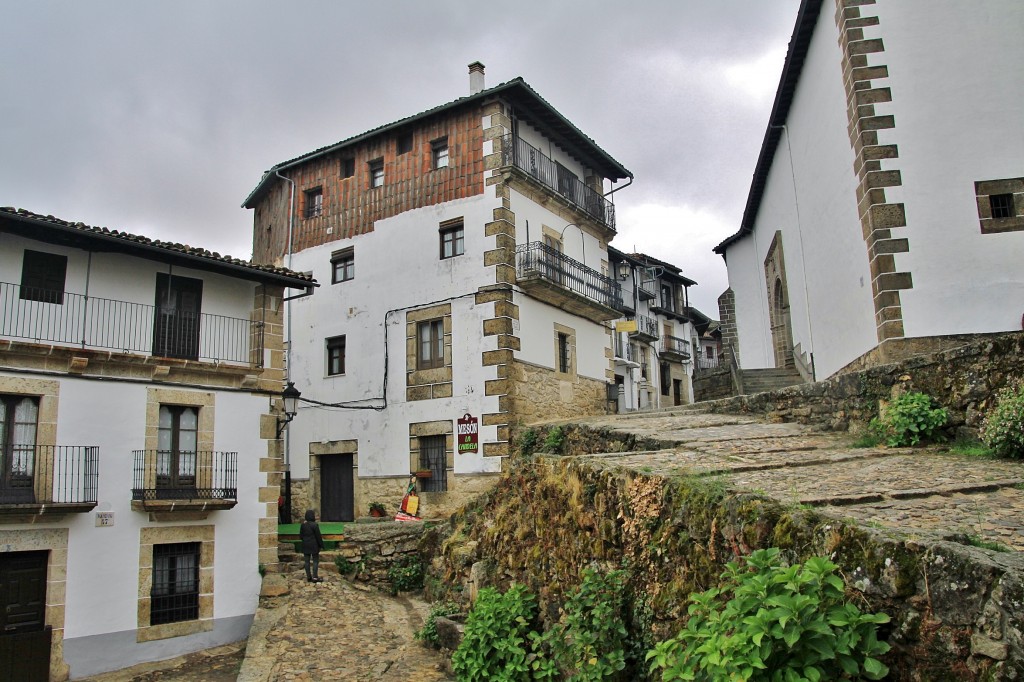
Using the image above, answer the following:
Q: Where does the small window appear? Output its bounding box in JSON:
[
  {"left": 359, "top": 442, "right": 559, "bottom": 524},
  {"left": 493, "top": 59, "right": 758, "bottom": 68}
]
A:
[
  {"left": 151, "top": 542, "right": 200, "bottom": 625},
  {"left": 439, "top": 221, "right": 464, "bottom": 259},
  {"left": 326, "top": 335, "right": 346, "bottom": 376},
  {"left": 417, "top": 319, "right": 444, "bottom": 370},
  {"left": 431, "top": 137, "right": 449, "bottom": 169},
  {"left": 660, "top": 361, "right": 671, "bottom": 396},
  {"left": 990, "top": 193, "right": 1015, "bottom": 219},
  {"left": 397, "top": 133, "right": 413, "bottom": 155},
  {"left": 369, "top": 159, "right": 384, "bottom": 188},
  {"left": 304, "top": 187, "right": 323, "bottom": 218},
  {"left": 557, "top": 332, "right": 570, "bottom": 373},
  {"left": 418, "top": 435, "right": 447, "bottom": 492},
  {"left": 20, "top": 250, "right": 68, "bottom": 304},
  {"left": 331, "top": 247, "right": 354, "bottom": 283},
  {"left": 341, "top": 157, "right": 355, "bottom": 179}
]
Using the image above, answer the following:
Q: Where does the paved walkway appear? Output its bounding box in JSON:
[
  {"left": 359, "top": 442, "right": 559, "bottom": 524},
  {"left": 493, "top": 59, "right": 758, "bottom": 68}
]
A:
[{"left": 571, "top": 409, "right": 1024, "bottom": 551}]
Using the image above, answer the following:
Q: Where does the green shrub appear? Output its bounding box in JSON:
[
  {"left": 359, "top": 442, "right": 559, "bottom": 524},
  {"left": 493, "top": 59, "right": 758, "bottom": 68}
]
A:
[
  {"left": 334, "top": 555, "right": 362, "bottom": 576},
  {"left": 388, "top": 554, "right": 424, "bottom": 593},
  {"left": 540, "top": 567, "right": 629, "bottom": 681},
  {"left": 452, "top": 584, "right": 546, "bottom": 682},
  {"left": 870, "top": 391, "right": 948, "bottom": 446},
  {"left": 542, "top": 426, "right": 565, "bottom": 454},
  {"left": 415, "top": 600, "right": 461, "bottom": 648},
  {"left": 981, "top": 381, "right": 1024, "bottom": 459},
  {"left": 646, "top": 548, "right": 890, "bottom": 681},
  {"left": 517, "top": 428, "right": 539, "bottom": 457}
]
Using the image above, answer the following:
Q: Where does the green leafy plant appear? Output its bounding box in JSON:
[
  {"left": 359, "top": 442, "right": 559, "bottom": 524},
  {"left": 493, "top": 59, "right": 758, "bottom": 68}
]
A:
[
  {"left": 416, "top": 600, "right": 461, "bottom": 648},
  {"left": 542, "top": 426, "right": 565, "bottom": 454},
  {"left": 518, "top": 428, "right": 539, "bottom": 457},
  {"left": 981, "top": 381, "right": 1024, "bottom": 459},
  {"left": 258, "top": 563, "right": 266, "bottom": 577},
  {"left": 388, "top": 554, "right": 425, "bottom": 593},
  {"left": 646, "top": 548, "right": 890, "bottom": 681},
  {"left": 851, "top": 432, "right": 882, "bottom": 448},
  {"left": 539, "top": 567, "right": 629, "bottom": 681},
  {"left": 870, "top": 392, "right": 948, "bottom": 446},
  {"left": 369, "top": 501, "right": 387, "bottom": 516},
  {"left": 452, "top": 583, "right": 546, "bottom": 682},
  {"left": 334, "top": 554, "right": 363, "bottom": 576}
]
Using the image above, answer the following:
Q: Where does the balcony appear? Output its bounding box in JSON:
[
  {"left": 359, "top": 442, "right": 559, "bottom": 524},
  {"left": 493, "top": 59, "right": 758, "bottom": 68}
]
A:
[
  {"left": 637, "top": 280, "right": 656, "bottom": 301},
  {"left": 629, "top": 314, "right": 659, "bottom": 342},
  {"left": 131, "top": 450, "right": 237, "bottom": 516},
  {"left": 516, "top": 242, "right": 622, "bottom": 323},
  {"left": 662, "top": 335, "right": 692, "bottom": 362},
  {"left": 0, "top": 445, "right": 98, "bottom": 520},
  {"left": 694, "top": 356, "right": 721, "bottom": 373},
  {"left": 500, "top": 134, "right": 616, "bottom": 232},
  {"left": 613, "top": 337, "right": 639, "bottom": 367},
  {"left": 0, "top": 282, "right": 262, "bottom": 366}
]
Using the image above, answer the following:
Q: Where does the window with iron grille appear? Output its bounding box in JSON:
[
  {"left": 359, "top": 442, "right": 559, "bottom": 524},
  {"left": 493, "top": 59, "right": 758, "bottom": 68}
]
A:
[
  {"left": 557, "top": 333, "right": 570, "bottom": 373},
  {"left": 304, "top": 187, "right": 323, "bottom": 218},
  {"left": 341, "top": 157, "right": 355, "bottom": 178},
  {"left": 418, "top": 435, "right": 447, "bottom": 492},
  {"left": 417, "top": 319, "right": 444, "bottom": 370},
  {"left": 20, "top": 250, "right": 68, "bottom": 304},
  {"left": 990, "top": 193, "right": 1015, "bottom": 219},
  {"left": 439, "top": 221, "right": 464, "bottom": 259},
  {"left": 326, "top": 335, "right": 346, "bottom": 376},
  {"left": 431, "top": 137, "right": 449, "bottom": 169},
  {"left": 331, "top": 247, "right": 354, "bottom": 283},
  {"left": 151, "top": 542, "right": 200, "bottom": 625},
  {"left": 369, "top": 159, "right": 384, "bottom": 188}
]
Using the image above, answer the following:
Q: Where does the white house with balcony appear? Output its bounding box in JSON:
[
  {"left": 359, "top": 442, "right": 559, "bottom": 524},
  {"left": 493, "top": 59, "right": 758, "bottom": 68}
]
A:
[
  {"left": 243, "top": 63, "right": 632, "bottom": 521},
  {"left": 715, "top": 0, "right": 1024, "bottom": 379},
  {"left": 607, "top": 248, "right": 697, "bottom": 412},
  {"left": 0, "top": 207, "right": 312, "bottom": 680}
]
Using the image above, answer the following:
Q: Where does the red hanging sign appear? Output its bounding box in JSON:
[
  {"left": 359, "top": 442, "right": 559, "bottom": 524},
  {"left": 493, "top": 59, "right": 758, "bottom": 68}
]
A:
[{"left": 457, "top": 413, "right": 479, "bottom": 454}]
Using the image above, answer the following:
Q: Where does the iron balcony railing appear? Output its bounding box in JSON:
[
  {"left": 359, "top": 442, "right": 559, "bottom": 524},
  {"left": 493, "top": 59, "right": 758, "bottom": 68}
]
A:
[
  {"left": 631, "top": 314, "right": 659, "bottom": 338},
  {"left": 500, "top": 134, "right": 616, "bottom": 231},
  {"left": 695, "top": 356, "right": 721, "bottom": 373},
  {"left": 131, "top": 450, "right": 237, "bottom": 501},
  {"left": 516, "top": 242, "right": 622, "bottom": 310},
  {"left": 662, "top": 335, "right": 692, "bottom": 360},
  {"left": 0, "top": 282, "right": 262, "bottom": 366},
  {"left": 0, "top": 445, "right": 99, "bottom": 506},
  {"left": 614, "top": 336, "right": 636, "bottom": 362}
]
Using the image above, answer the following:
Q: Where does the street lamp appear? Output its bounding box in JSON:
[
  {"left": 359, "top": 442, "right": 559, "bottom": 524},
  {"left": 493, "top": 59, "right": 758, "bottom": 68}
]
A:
[{"left": 276, "top": 382, "right": 301, "bottom": 438}]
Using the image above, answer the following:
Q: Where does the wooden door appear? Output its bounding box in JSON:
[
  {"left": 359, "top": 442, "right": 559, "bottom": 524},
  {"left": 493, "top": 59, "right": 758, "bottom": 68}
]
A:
[
  {"left": 153, "top": 273, "right": 203, "bottom": 360},
  {"left": 320, "top": 454, "right": 353, "bottom": 522},
  {"left": 0, "top": 551, "right": 50, "bottom": 682}
]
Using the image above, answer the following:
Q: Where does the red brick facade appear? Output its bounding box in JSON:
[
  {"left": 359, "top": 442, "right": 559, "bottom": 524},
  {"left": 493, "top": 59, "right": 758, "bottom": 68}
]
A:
[{"left": 251, "top": 107, "right": 486, "bottom": 264}]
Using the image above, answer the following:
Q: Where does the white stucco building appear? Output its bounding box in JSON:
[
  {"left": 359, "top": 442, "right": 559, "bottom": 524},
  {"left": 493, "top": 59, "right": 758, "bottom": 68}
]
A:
[
  {"left": 607, "top": 248, "right": 697, "bottom": 412},
  {"left": 715, "top": 0, "right": 1024, "bottom": 380},
  {"left": 0, "top": 208, "right": 312, "bottom": 680},
  {"left": 243, "top": 64, "right": 633, "bottom": 520}
]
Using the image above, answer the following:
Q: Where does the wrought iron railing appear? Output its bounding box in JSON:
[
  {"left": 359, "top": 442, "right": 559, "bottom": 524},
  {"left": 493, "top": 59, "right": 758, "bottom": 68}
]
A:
[
  {"left": 0, "top": 282, "right": 261, "bottom": 366},
  {"left": 0, "top": 445, "right": 99, "bottom": 506},
  {"left": 662, "top": 335, "right": 691, "bottom": 359},
  {"left": 516, "top": 242, "right": 622, "bottom": 310},
  {"left": 694, "top": 356, "right": 721, "bottom": 373},
  {"left": 131, "top": 450, "right": 237, "bottom": 501},
  {"left": 631, "top": 314, "right": 659, "bottom": 338},
  {"left": 614, "top": 336, "right": 636, "bottom": 362},
  {"left": 500, "top": 134, "right": 616, "bottom": 231}
]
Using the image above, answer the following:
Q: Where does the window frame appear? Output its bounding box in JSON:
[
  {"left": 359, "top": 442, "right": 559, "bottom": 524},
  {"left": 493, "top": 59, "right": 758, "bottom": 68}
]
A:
[
  {"left": 396, "top": 133, "right": 413, "bottom": 155},
  {"left": 303, "top": 187, "right": 323, "bottom": 219},
  {"left": 418, "top": 434, "right": 447, "bottom": 493},
  {"left": 341, "top": 157, "right": 355, "bottom": 179},
  {"left": 416, "top": 319, "right": 445, "bottom": 370},
  {"left": 326, "top": 335, "right": 346, "bottom": 376},
  {"left": 431, "top": 137, "right": 449, "bottom": 170},
  {"left": 990, "top": 193, "right": 1015, "bottom": 219},
  {"left": 150, "top": 542, "right": 200, "bottom": 626},
  {"left": 20, "top": 250, "right": 68, "bottom": 304},
  {"left": 557, "top": 332, "right": 570, "bottom": 374},
  {"left": 369, "top": 158, "right": 384, "bottom": 189},
  {"left": 439, "top": 220, "right": 465, "bottom": 260},
  {"left": 331, "top": 247, "right": 354, "bottom": 284}
]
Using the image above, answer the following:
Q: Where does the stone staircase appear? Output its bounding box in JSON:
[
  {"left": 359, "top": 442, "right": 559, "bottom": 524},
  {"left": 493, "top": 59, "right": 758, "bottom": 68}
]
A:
[{"left": 739, "top": 367, "right": 803, "bottom": 394}]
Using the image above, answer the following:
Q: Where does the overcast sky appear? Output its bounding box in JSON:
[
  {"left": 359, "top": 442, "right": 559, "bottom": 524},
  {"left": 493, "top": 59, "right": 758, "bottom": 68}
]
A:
[{"left": 1, "top": 0, "right": 801, "bottom": 315}]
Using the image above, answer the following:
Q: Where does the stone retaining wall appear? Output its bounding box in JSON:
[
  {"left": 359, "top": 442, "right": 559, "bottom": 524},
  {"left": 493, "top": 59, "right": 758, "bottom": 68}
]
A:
[
  {"left": 692, "top": 366, "right": 734, "bottom": 402},
  {"left": 330, "top": 522, "right": 427, "bottom": 591},
  {"left": 700, "top": 332, "right": 1024, "bottom": 434}
]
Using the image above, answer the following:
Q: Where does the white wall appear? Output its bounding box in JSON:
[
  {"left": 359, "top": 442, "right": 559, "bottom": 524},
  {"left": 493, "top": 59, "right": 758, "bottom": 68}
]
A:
[
  {"left": 728, "top": 4, "right": 877, "bottom": 378},
  {"left": 284, "top": 195, "right": 502, "bottom": 479},
  {"left": 874, "top": 0, "right": 1024, "bottom": 337}
]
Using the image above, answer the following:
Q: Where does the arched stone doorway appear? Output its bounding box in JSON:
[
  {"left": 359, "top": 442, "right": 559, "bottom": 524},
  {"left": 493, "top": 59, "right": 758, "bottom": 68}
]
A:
[{"left": 764, "top": 232, "right": 795, "bottom": 369}]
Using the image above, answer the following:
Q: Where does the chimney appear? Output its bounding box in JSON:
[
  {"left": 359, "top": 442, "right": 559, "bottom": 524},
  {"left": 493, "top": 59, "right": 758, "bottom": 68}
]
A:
[{"left": 469, "top": 61, "right": 485, "bottom": 95}]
